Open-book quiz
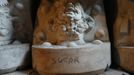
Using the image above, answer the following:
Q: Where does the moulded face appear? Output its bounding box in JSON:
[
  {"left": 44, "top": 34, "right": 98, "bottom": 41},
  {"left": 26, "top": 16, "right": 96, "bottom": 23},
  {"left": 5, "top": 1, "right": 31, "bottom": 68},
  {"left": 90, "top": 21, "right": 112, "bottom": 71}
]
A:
[
  {"left": 0, "top": 6, "right": 13, "bottom": 41},
  {"left": 33, "top": 0, "right": 109, "bottom": 45},
  {"left": 34, "top": 1, "right": 94, "bottom": 45}
]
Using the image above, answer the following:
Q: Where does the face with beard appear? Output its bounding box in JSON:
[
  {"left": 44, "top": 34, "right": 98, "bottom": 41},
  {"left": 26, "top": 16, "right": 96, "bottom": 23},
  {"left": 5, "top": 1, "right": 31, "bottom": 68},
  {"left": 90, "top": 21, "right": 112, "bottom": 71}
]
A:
[{"left": 33, "top": 0, "right": 96, "bottom": 45}]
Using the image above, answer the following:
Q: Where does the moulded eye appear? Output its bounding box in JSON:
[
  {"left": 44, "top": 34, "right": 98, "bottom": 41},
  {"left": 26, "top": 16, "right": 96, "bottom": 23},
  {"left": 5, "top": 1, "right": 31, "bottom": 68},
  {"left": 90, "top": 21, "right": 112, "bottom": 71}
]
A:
[
  {"left": 73, "top": 26, "right": 77, "bottom": 30},
  {"left": 86, "top": 18, "right": 92, "bottom": 22}
]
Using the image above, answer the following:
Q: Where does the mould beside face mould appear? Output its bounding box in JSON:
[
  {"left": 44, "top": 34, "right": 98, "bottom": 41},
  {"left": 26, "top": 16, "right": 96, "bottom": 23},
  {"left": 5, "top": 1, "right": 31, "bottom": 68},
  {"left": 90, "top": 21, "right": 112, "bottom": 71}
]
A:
[
  {"left": 0, "top": 0, "right": 33, "bottom": 74},
  {"left": 0, "top": 6, "right": 13, "bottom": 45},
  {"left": 114, "top": 0, "right": 134, "bottom": 73}
]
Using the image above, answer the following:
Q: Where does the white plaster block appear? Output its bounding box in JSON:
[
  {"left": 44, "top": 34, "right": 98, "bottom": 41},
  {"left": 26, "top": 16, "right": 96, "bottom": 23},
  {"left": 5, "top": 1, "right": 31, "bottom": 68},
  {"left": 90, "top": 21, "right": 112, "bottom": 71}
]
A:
[{"left": 0, "top": 44, "right": 30, "bottom": 74}]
